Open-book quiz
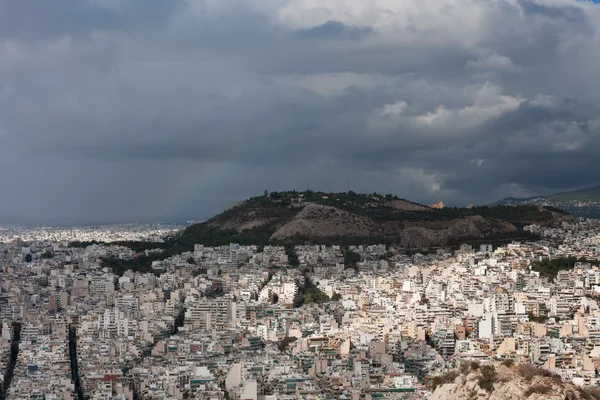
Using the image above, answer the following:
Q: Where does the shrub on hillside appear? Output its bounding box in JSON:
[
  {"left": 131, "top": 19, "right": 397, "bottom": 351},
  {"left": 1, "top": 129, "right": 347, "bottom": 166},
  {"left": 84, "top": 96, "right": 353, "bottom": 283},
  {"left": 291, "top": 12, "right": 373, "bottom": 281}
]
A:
[
  {"left": 478, "top": 365, "right": 497, "bottom": 392},
  {"left": 501, "top": 359, "right": 515, "bottom": 368},
  {"left": 431, "top": 371, "right": 459, "bottom": 391},
  {"left": 518, "top": 364, "right": 561, "bottom": 383},
  {"left": 459, "top": 362, "right": 470, "bottom": 375},
  {"left": 524, "top": 385, "right": 552, "bottom": 396},
  {"left": 579, "top": 387, "right": 600, "bottom": 400}
]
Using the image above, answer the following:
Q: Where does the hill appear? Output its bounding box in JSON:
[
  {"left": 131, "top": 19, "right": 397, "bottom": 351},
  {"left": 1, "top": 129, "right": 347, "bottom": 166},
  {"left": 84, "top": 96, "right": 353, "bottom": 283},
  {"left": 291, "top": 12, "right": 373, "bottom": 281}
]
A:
[
  {"left": 97, "top": 191, "right": 570, "bottom": 274},
  {"left": 493, "top": 186, "right": 600, "bottom": 218},
  {"left": 176, "top": 190, "right": 568, "bottom": 248}
]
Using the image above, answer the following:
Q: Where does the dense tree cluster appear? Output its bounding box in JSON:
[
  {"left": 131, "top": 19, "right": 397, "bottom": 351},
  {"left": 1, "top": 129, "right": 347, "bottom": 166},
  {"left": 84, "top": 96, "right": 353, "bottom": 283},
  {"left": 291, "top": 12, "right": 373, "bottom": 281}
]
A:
[
  {"left": 101, "top": 255, "right": 163, "bottom": 277},
  {"left": 330, "top": 293, "right": 343, "bottom": 302},
  {"left": 172, "top": 308, "right": 186, "bottom": 334},
  {"left": 343, "top": 250, "right": 361, "bottom": 270},
  {"left": 531, "top": 256, "right": 591, "bottom": 279},
  {"left": 527, "top": 312, "right": 549, "bottom": 323},
  {"left": 285, "top": 245, "right": 299, "bottom": 267},
  {"left": 294, "top": 273, "right": 330, "bottom": 307},
  {"left": 277, "top": 336, "right": 298, "bottom": 352}
]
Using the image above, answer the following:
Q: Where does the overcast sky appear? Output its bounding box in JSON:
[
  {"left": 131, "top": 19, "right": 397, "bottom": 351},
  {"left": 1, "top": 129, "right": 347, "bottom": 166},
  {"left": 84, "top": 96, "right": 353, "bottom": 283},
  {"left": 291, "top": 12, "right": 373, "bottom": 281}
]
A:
[{"left": 1, "top": 0, "right": 600, "bottom": 224}]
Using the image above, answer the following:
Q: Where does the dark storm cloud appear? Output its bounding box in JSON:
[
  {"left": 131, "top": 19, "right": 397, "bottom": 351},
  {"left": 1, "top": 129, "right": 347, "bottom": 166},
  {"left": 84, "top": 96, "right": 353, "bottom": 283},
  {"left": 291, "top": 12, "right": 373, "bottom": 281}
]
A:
[{"left": 1, "top": 0, "right": 600, "bottom": 223}]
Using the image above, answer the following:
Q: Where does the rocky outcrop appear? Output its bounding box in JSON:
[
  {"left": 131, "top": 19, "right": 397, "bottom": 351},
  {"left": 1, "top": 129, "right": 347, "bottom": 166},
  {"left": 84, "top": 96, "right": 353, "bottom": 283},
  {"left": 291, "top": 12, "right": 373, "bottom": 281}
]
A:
[{"left": 432, "top": 363, "right": 597, "bottom": 400}]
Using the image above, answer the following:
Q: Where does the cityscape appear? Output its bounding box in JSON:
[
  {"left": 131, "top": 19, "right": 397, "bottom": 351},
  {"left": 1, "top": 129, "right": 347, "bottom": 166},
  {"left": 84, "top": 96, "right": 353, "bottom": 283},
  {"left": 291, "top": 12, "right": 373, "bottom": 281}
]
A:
[
  {"left": 2, "top": 217, "right": 600, "bottom": 399},
  {"left": 3, "top": 0, "right": 600, "bottom": 399}
]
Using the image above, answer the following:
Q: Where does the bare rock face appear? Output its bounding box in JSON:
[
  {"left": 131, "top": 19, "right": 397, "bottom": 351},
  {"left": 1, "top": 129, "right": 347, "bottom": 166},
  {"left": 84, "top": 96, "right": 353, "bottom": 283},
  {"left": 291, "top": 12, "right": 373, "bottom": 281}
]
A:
[
  {"left": 432, "top": 364, "right": 594, "bottom": 400},
  {"left": 392, "top": 216, "right": 516, "bottom": 249},
  {"left": 270, "top": 204, "right": 380, "bottom": 240},
  {"left": 268, "top": 205, "right": 518, "bottom": 246}
]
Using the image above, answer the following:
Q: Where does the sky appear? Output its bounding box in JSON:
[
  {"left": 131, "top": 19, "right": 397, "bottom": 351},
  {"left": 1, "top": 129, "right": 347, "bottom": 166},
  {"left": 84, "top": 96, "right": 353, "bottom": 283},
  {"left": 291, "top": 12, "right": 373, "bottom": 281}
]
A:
[{"left": 1, "top": 0, "right": 600, "bottom": 224}]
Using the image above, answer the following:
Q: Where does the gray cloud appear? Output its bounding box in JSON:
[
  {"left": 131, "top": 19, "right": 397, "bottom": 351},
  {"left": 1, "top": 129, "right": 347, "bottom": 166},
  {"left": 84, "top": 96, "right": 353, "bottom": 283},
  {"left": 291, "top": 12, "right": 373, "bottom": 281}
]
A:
[
  {"left": 295, "top": 21, "right": 373, "bottom": 40},
  {"left": 1, "top": 0, "right": 600, "bottom": 224},
  {"left": 0, "top": 0, "right": 182, "bottom": 41}
]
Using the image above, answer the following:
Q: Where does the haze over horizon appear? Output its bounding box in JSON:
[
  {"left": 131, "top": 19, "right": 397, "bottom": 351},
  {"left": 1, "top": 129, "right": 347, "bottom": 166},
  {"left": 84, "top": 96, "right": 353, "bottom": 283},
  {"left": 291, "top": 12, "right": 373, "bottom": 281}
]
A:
[{"left": 2, "top": 0, "right": 600, "bottom": 224}]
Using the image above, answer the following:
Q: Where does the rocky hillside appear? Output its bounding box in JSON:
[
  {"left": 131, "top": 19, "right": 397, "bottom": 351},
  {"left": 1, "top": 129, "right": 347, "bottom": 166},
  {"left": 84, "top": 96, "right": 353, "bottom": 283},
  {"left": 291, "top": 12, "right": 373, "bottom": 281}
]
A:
[
  {"left": 431, "top": 362, "right": 600, "bottom": 400},
  {"left": 270, "top": 204, "right": 379, "bottom": 240},
  {"left": 97, "top": 191, "right": 572, "bottom": 274},
  {"left": 177, "top": 190, "right": 571, "bottom": 249}
]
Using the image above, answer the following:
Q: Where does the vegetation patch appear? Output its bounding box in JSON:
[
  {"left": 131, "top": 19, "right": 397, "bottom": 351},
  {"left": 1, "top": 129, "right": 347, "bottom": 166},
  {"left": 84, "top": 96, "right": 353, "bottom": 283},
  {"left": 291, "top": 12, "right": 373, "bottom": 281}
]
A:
[
  {"left": 330, "top": 292, "right": 343, "bottom": 301},
  {"left": 478, "top": 365, "right": 497, "bottom": 392},
  {"left": 277, "top": 336, "right": 298, "bottom": 353},
  {"left": 501, "top": 359, "right": 515, "bottom": 368},
  {"left": 524, "top": 384, "right": 552, "bottom": 397},
  {"left": 294, "top": 274, "right": 330, "bottom": 307},
  {"left": 527, "top": 312, "right": 549, "bottom": 324},
  {"left": 518, "top": 364, "right": 561, "bottom": 383},
  {"left": 531, "top": 256, "right": 591, "bottom": 279},
  {"left": 343, "top": 249, "right": 361, "bottom": 270},
  {"left": 579, "top": 387, "right": 600, "bottom": 400},
  {"left": 431, "top": 371, "right": 459, "bottom": 391}
]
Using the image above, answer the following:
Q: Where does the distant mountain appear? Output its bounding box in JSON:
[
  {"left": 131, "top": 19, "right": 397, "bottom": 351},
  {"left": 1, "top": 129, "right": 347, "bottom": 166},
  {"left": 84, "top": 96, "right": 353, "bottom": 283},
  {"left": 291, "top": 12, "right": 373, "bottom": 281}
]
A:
[
  {"left": 550, "top": 186, "right": 600, "bottom": 202},
  {"left": 493, "top": 186, "right": 600, "bottom": 219}
]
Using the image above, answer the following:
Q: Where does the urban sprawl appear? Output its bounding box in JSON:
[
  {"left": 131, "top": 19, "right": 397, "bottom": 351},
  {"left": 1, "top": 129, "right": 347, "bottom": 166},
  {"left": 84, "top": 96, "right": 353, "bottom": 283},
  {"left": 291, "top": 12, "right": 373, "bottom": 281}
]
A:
[{"left": 3, "top": 220, "right": 600, "bottom": 399}]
